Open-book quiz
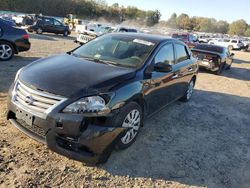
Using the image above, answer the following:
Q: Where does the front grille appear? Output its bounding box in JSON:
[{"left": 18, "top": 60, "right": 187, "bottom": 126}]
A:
[{"left": 12, "top": 80, "right": 67, "bottom": 119}]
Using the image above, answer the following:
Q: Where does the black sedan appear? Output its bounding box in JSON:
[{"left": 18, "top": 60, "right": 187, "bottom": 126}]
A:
[
  {"left": 191, "top": 44, "right": 234, "bottom": 74},
  {"left": 7, "top": 33, "right": 198, "bottom": 164},
  {"left": 0, "top": 18, "right": 31, "bottom": 61},
  {"left": 28, "top": 16, "right": 70, "bottom": 37}
]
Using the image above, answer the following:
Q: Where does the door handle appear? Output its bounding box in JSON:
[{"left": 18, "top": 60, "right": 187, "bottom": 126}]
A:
[
  {"left": 172, "top": 74, "right": 178, "bottom": 79},
  {"left": 188, "top": 67, "right": 193, "bottom": 72}
]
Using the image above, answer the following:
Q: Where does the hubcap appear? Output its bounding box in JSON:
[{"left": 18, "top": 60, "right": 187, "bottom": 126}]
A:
[
  {"left": 187, "top": 81, "right": 194, "bottom": 100},
  {"left": 121, "top": 109, "right": 140, "bottom": 144},
  {"left": 0, "top": 44, "right": 12, "bottom": 59}
]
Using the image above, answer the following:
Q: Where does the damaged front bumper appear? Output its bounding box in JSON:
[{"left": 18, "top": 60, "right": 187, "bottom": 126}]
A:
[{"left": 7, "top": 96, "right": 126, "bottom": 164}]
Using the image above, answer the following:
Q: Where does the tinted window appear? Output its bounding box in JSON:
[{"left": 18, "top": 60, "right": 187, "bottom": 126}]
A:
[
  {"left": 154, "top": 44, "right": 174, "bottom": 65},
  {"left": 54, "top": 20, "right": 62, "bottom": 26},
  {"left": 175, "top": 44, "right": 189, "bottom": 63},
  {"left": 223, "top": 39, "right": 230, "bottom": 42},
  {"left": 44, "top": 18, "right": 53, "bottom": 25},
  {"left": 231, "top": 40, "right": 237, "bottom": 43}
]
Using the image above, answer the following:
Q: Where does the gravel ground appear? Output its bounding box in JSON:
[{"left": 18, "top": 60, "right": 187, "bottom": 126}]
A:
[{"left": 0, "top": 33, "right": 250, "bottom": 188}]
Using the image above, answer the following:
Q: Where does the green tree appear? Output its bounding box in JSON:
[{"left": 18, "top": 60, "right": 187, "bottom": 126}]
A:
[
  {"left": 176, "top": 14, "right": 191, "bottom": 30},
  {"left": 146, "top": 9, "right": 161, "bottom": 26},
  {"left": 167, "top": 13, "right": 177, "bottom": 28},
  {"left": 216, "top": 20, "right": 229, "bottom": 34},
  {"left": 245, "top": 28, "right": 250, "bottom": 37},
  {"left": 228, "top": 19, "right": 248, "bottom": 36}
]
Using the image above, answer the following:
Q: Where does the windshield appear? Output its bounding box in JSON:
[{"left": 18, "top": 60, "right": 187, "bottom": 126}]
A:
[{"left": 73, "top": 35, "right": 156, "bottom": 68}]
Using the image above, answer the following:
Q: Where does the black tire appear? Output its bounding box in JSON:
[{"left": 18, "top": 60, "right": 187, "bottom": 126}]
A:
[
  {"left": 215, "top": 62, "right": 225, "bottom": 75},
  {"left": 36, "top": 27, "right": 43, "bottom": 34},
  {"left": 0, "top": 41, "right": 15, "bottom": 61},
  {"left": 63, "top": 30, "right": 69, "bottom": 37},
  {"left": 179, "top": 78, "right": 195, "bottom": 102},
  {"left": 114, "top": 102, "right": 143, "bottom": 149}
]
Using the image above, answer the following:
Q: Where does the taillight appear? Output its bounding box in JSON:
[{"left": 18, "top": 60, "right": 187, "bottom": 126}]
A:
[{"left": 22, "top": 34, "right": 29, "bottom": 40}]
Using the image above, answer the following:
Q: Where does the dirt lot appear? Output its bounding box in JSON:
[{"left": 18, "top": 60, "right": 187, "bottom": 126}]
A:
[{"left": 0, "top": 33, "right": 250, "bottom": 188}]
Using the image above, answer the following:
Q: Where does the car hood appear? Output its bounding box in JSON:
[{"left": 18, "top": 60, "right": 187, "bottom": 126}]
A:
[{"left": 19, "top": 54, "right": 136, "bottom": 98}]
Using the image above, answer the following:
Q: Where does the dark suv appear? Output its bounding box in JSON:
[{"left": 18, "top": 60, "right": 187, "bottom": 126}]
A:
[
  {"left": 28, "top": 16, "right": 70, "bottom": 37},
  {"left": 7, "top": 33, "right": 198, "bottom": 164}
]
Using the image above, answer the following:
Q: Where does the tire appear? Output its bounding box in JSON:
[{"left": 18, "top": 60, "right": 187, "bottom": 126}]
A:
[
  {"left": 179, "top": 79, "right": 195, "bottom": 102},
  {"left": 63, "top": 30, "right": 69, "bottom": 37},
  {"left": 115, "top": 102, "right": 143, "bottom": 149},
  {"left": 228, "top": 45, "right": 233, "bottom": 51},
  {"left": 36, "top": 28, "right": 43, "bottom": 34},
  {"left": 0, "top": 41, "right": 14, "bottom": 61},
  {"left": 68, "top": 23, "right": 73, "bottom": 31},
  {"left": 215, "top": 62, "right": 225, "bottom": 75}
]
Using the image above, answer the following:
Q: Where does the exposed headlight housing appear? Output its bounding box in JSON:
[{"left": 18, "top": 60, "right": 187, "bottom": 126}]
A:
[{"left": 63, "top": 96, "right": 110, "bottom": 115}]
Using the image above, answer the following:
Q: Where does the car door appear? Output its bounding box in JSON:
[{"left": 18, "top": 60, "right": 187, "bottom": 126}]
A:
[
  {"left": 53, "top": 19, "right": 64, "bottom": 34},
  {"left": 43, "top": 18, "right": 54, "bottom": 33},
  {"left": 143, "top": 42, "right": 182, "bottom": 114}
]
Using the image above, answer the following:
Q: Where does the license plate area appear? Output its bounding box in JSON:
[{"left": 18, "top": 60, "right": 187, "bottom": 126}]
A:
[{"left": 16, "top": 108, "right": 33, "bottom": 126}]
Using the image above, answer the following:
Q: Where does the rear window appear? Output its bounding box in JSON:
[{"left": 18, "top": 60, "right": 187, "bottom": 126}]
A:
[{"left": 193, "top": 44, "right": 224, "bottom": 53}]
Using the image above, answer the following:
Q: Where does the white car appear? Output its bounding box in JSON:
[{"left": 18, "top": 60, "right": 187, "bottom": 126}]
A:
[{"left": 208, "top": 38, "right": 244, "bottom": 50}]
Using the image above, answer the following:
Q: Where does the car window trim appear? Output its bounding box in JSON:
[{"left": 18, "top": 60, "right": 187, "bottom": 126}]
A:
[{"left": 173, "top": 42, "right": 190, "bottom": 64}]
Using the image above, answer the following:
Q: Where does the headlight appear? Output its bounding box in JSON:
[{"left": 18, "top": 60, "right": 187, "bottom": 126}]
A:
[
  {"left": 63, "top": 96, "right": 110, "bottom": 115},
  {"left": 15, "top": 68, "right": 23, "bottom": 82}
]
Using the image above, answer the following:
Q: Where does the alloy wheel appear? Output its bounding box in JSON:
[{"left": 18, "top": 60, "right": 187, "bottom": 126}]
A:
[
  {"left": 0, "top": 44, "right": 13, "bottom": 60},
  {"left": 187, "top": 81, "right": 194, "bottom": 100},
  {"left": 121, "top": 109, "right": 141, "bottom": 144}
]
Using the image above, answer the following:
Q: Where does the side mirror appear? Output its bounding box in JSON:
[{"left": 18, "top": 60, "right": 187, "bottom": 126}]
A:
[
  {"left": 230, "top": 53, "right": 235, "bottom": 56},
  {"left": 154, "top": 62, "right": 172, "bottom": 72}
]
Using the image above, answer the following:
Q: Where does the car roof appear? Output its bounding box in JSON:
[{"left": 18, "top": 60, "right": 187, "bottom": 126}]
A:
[
  {"left": 194, "top": 43, "right": 226, "bottom": 50},
  {"left": 108, "top": 32, "right": 180, "bottom": 44}
]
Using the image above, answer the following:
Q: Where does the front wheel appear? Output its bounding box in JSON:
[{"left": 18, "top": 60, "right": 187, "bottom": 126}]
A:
[
  {"left": 63, "top": 30, "right": 69, "bottom": 37},
  {"left": 0, "top": 41, "right": 14, "bottom": 61},
  {"left": 115, "top": 102, "right": 143, "bottom": 149},
  {"left": 179, "top": 79, "right": 195, "bottom": 102}
]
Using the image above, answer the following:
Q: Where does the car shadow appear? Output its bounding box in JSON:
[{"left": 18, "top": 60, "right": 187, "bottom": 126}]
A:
[
  {"left": 100, "top": 90, "right": 250, "bottom": 188},
  {"left": 233, "top": 58, "right": 250, "bottom": 64},
  {"left": 29, "top": 33, "right": 75, "bottom": 41}
]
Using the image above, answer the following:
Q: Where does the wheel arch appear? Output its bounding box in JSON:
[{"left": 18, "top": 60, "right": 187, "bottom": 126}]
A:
[{"left": 0, "top": 39, "right": 18, "bottom": 54}]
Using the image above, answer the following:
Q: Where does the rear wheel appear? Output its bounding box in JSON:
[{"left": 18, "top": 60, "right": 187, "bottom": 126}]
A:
[
  {"left": 115, "top": 102, "right": 142, "bottom": 149},
  {"left": 0, "top": 41, "right": 14, "bottom": 61},
  {"left": 179, "top": 79, "right": 195, "bottom": 102},
  {"left": 36, "top": 28, "right": 43, "bottom": 34}
]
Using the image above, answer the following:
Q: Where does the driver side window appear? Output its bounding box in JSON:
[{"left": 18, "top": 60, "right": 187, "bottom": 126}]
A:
[{"left": 154, "top": 44, "right": 174, "bottom": 65}]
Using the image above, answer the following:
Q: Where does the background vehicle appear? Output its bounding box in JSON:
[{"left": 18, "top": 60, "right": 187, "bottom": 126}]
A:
[
  {"left": 208, "top": 38, "right": 244, "bottom": 51},
  {"left": 171, "top": 33, "right": 198, "bottom": 48},
  {"left": 0, "top": 18, "right": 30, "bottom": 61},
  {"left": 63, "top": 14, "right": 79, "bottom": 31},
  {"left": 192, "top": 44, "right": 234, "bottom": 74},
  {"left": 7, "top": 33, "right": 198, "bottom": 164},
  {"left": 28, "top": 16, "right": 71, "bottom": 36},
  {"left": 75, "top": 26, "right": 138, "bottom": 44},
  {"left": 198, "top": 35, "right": 210, "bottom": 43}
]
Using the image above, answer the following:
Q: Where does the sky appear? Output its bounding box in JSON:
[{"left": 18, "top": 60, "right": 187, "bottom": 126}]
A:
[{"left": 106, "top": 0, "right": 249, "bottom": 24}]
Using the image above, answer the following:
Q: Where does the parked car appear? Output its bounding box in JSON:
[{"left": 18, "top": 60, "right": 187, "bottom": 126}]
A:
[
  {"left": 0, "top": 18, "right": 30, "bottom": 61},
  {"left": 171, "top": 33, "right": 198, "bottom": 48},
  {"left": 192, "top": 44, "right": 234, "bottom": 74},
  {"left": 28, "top": 16, "right": 71, "bottom": 36},
  {"left": 7, "top": 33, "right": 198, "bottom": 164},
  {"left": 0, "top": 17, "right": 16, "bottom": 27},
  {"left": 208, "top": 38, "right": 244, "bottom": 51},
  {"left": 75, "top": 25, "right": 114, "bottom": 44},
  {"left": 198, "top": 35, "right": 210, "bottom": 43},
  {"left": 75, "top": 26, "right": 138, "bottom": 44}
]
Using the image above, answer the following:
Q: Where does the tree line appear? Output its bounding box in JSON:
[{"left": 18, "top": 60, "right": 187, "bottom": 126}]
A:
[
  {"left": 166, "top": 13, "right": 250, "bottom": 37},
  {"left": 1, "top": 0, "right": 250, "bottom": 36}
]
